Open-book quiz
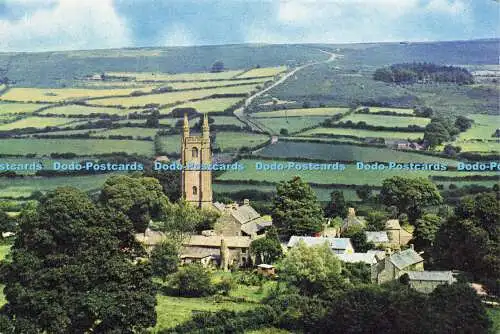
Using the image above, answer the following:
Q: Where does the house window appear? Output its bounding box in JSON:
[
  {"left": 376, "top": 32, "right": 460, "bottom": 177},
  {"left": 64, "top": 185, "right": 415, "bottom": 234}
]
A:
[
  {"left": 192, "top": 186, "right": 198, "bottom": 195},
  {"left": 192, "top": 147, "right": 198, "bottom": 158}
]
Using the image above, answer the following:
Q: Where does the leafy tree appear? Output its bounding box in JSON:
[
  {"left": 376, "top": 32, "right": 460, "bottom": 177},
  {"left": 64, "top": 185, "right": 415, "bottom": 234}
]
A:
[
  {"left": 423, "top": 119, "right": 450, "bottom": 148},
  {"left": 380, "top": 177, "right": 442, "bottom": 225},
  {"left": 272, "top": 177, "right": 324, "bottom": 237},
  {"left": 250, "top": 227, "right": 283, "bottom": 264},
  {"left": 0, "top": 209, "right": 14, "bottom": 240},
  {"left": 365, "top": 211, "right": 388, "bottom": 231},
  {"left": 343, "top": 226, "right": 374, "bottom": 252},
  {"left": 279, "top": 128, "right": 289, "bottom": 136},
  {"left": 211, "top": 60, "right": 225, "bottom": 73},
  {"left": 278, "top": 241, "right": 343, "bottom": 296},
  {"left": 342, "top": 262, "right": 371, "bottom": 285},
  {"left": 145, "top": 169, "right": 181, "bottom": 203},
  {"left": 150, "top": 240, "right": 179, "bottom": 282},
  {"left": 168, "top": 264, "right": 213, "bottom": 297},
  {"left": 99, "top": 175, "right": 167, "bottom": 233},
  {"left": 454, "top": 115, "right": 473, "bottom": 132},
  {"left": 0, "top": 187, "right": 157, "bottom": 332},
  {"left": 324, "top": 190, "right": 347, "bottom": 219},
  {"left": 413, "top": 213, "right": 442, "bottom": 251},
  {"left": 355, "top": 184, "right": 372, "bottom": 201},
  {"left": 146, "top": 110, "right": 160, "bottom": 128}
]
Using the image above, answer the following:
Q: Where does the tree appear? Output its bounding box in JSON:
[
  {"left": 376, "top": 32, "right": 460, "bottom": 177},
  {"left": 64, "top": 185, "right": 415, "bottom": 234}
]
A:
[
  {"left": 279, "top": 128, "right": 289, "bottom": 136},
  {"left": 365, "top": 211, "right": 388, "bottom": 231},
  {"left": 145, "top": 169, "right": 181, "bottom": 203},
  {"left": 343, "top": 226, "right": 374, "bottom": 252},
  {"left": 168, "top": 264, "right": 213, "bottom": 297},
  {"left": 324, "top": 190, "right": 347, "bottom": 219},
  {"left": 423, "top": 119, "right": 450, "bottom": 148},
  {"left": 211, "top": 60, "right": 225, "bottom": 73},
  {"left": 272, "top": 177, "right": 324, "bottom": 238},
  {"left": 99, "top": 175, "right": 167, "bottom": 233},
  {"left": 150, "top": 240, "right": 179, "bottom": 282},
  {"left": 380, "top": 177, "right": 442, "bottom": 225},
  {"left": 0, "top": 209, "right": 13, "bottom": 240},
  {"left": 0, "top": 187, "right": 157, "bottom": 332},
  {"left": 355, "top": 184, "right": 372, "bottom": 201},
  {"left": 342, "top": 262, "right": 372, "bottom": 285},
  {"left": 454, "top": 116, "right": 473, "bottom": 132},
  {"left": 146, "top": 110, "right": 160, "bottom": 128},
  {"left": 278, "top": 241, "right": 344, "bottom": 296},
  {"left": 250, "top": 227, "right": 283, "bottom": 264},
  {"left": 413, "top": 213, "right": 442, "bottom": 251}
]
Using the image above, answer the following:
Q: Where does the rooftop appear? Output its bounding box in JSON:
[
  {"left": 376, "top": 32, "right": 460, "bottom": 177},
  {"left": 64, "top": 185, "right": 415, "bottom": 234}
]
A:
[
  {"left": 406, "top": 271, "right": 456, "bottom": 282},
  {"left": 365, "top": 231, "right": 389, "bottom": 243},
  {"left": 389, "top": 249, "right": 424, "bottom": 270},
  {"left": 287, "top": 236, "right": 352, "bottom": 250},
  {"left": 337, "top": 253, "right": 377, "bottom": 264},
  {"left": 183, "top": 235, "right": 251, "bottom": 248}
]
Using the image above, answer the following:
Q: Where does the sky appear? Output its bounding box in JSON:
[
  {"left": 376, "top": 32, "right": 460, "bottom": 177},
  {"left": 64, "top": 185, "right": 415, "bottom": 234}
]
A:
[{"left": 0, "top": 0, "right": 498, "bottom": 52}]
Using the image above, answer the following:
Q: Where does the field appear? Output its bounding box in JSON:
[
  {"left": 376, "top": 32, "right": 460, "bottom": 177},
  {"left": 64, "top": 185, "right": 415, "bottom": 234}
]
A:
[
  {"left": 339, "top": 114, "right": 430, "bottom": 128},
  {"left": 210, "top": 116, "right": 245, "bottom": 126},
  {"left": 95, "top": 128, "right": 158, "bottom": 139},
  {"left": 251, "top": 107, "right": 349, "bottom": 118},
  {"left": 168, "top": 78, "right": 269, "bottom": 90},
  {"left": 217, "top": 159, "right": 496, "bottom": 186},
  {"left": 0, "top": 138, "right": 154, "bottom": 156},
  {"left": 455, "top": 141, "right": 500, "bottom": 153},
  {"left": 39, "top": 105, "right": 130, "bottom": 116},
  {"left": 215, "top": 132, "right": 269, "bottom": 151},
  {"left": 106, "top": 70, "right": 244, "bottom": 81},
  {"left": 163, "top": 97, "right": 243, "bottom": 114},
  {"left": 0, "top": 102, "right": 46, "bottom": 114},
  {"left": 237, "top": 66, "right": 287, "bottom": 78},
  {"left": 457, "top": 114, "right": 500, "bottom": 141},
  {"left": 1, "top": 87, "right": 155, "bottom": 103},
  {"left": 358, "top": 106, "right": 415, "bottom": 115},
  {"left": 299, "top": 127, "right": 425, "bottom": 140},
  {"left": 91, "top": 84, "right": 258, "bottom": 108},
  {"left": 257, "top": 141, "right": 456, "bottom": 164},
  {"left": 0, "top": 117, "right": 83, "bottom": 131},
  {"left": 25, "top": 129, "right": 105, "bottom": 137},
  {"left": 157, "top": 135, "right": 182, "bottom": 154},
  {"left": 252, "top": 116, "right": 330, "bottom": 134}
]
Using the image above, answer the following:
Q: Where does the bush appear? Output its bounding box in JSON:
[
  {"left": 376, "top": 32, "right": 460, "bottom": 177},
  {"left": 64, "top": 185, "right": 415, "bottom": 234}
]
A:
[
  {"left": 214, "top": 277, "right": 235, "bottom": 296},
  {"left": 167, "top": 264, "right": 213, "bottom": 297}
]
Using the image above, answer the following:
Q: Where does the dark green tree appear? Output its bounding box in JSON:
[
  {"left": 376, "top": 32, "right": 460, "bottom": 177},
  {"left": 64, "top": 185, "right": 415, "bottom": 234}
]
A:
[
  {"left": 324, "top": 190, "right": 347, "bottom": 219},
  {"left": 150, "top": 240, "right": 179, "bottom": 282},
  {"left": 343, "top": 226, "right": 374, "bottom": 252},
  {"left": 168, "top": 264, "right": 213, "bottom": 297},
  {"left": 272, "top": 177, "right": 324, "bottom": 237},
  {"left": 0, "top": 209, "right": 14, "bottom": 240},
  {"left": 454, "top": 115, "right": 473, "bottom": 132},
  {"left": 413, "top": 213, "right": 442, "bottom": 251},
  {"left": 365, "top": 210, "right": 388, "bottom": 231},
  {"left": 355, "top": 184, "right": 372, "bottom": 201},
  {"left": 211, "top": 60, "right": 225, "bottom": 73},
  {"left": 0, "top": 188, "right": 156, "bottom": 333},
  {"left": 250, "top": 227, "right": 283, "bottom": 264},
  {"left": 380, "top": 177, "right": 442, "bottom": 225},
  {"left": 423, "top": 119, "right": 450, "bottom": 148}
]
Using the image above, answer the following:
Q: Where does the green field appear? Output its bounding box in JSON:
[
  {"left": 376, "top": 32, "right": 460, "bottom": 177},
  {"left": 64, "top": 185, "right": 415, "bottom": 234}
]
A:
[
  {"left": 358, "top": 106, "right": 415, "bottom": 115},
  {"left": 252, "top": 116, "right": 330, "bottom": 134},
  {"left": 168, "top": 78, "right": 269, "bottom": 90},
  {"left": 95, "top": 127, "right": 158, "bottom": 139},
  {"left": 210, "top": 116, "right": 245, "bottom": 126},
  {"left": 40, "top": 105, "right": 130, "bottom": 116},
  {"left": 456, "top": 141, "right": 500, "bottom": 153},
  {"left": 0, "top": 139, "right": 154, "bottom": 156},
  {"left": 299, "top": 127, "right": 425, "bottom": 140},
  {"left": 91, "top": 85, "right": 258, "bottom": 108},
  {"left": 157, "top": 135, "right": 182, "bottom": 154},
  {"left": 252, "top": 107, "right": 349, "bottom": 118},
  {"left": 339, "top": 114, "right": 430, "bottom": 128},
  {"left": 237, "top": 66, "right": 287, "bottom": 78},
  {"left": 215, "top": 132, "right": 269, "bottom": 151},
  {"left": 163, "top": 97, "right": 243, "bottom": 114},
  {"left": 457, "top": 114, "right": 500, "bottom": 141},
  {"left": 106, "top": 70, "right": 244, "bottom": 81},
  {"left": 26, "top": 129, "right": 106, "bottom": 137},
  {"left": 217, "top": 159, "right": 497, "bottom": 186},
  {"left": 0, "top": 102, "right": 46, "bottom": 114},
  {"left": 0, "top": 117, "right": 83, "bottom": 131}
]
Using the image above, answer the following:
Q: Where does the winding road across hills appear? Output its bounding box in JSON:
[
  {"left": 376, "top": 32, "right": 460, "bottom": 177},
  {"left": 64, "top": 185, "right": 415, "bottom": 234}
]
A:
[{"left": 234, "top": 49, "right": 339, "bottom": 133}]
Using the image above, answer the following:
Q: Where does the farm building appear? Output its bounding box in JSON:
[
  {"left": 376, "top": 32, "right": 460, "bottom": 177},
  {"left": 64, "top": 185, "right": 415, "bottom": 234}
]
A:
[
  {"left": 212, "top": 199, "right": 272, "bottom": 237},
  {"left": 372, "top": 247, "right": 424, "bottom": 284},
  {"left": 403, "top": 271, "right": 456, "bottom": 293},
  {"left": 287, "top": 236, "right": 354, "bottom": 254}
]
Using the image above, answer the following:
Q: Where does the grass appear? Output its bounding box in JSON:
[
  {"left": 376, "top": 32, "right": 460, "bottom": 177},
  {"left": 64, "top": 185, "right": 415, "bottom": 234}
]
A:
[
  {"left": 168, "top": 78, "right": 269, "bottom": 90},
  {"left": 358, "top": 106, "right": 415, "bottom": 115},
  {"left": 163, "top": 97, "right": 244, "bottom": 114},
  {"left": 0, "top": 102, "right": 46, "bottom": 114},
  {"left": 39, "top": 105, "right": 131, "bottom": 116},
  {"left": 455, "top": 141, "right": 499, "bottom": 153},
  {"left": 456, "top": 114, "right": 500, "bottom": 141},
  {"left": 487, "top": 307, "right": 500, "bottom": 334},
  {"left": 299, "top": 127, "right": 424, "bottom": 140},
  {"left": 91, "top": 85, "right": 258, "bottom": 108},
  {"left": 252, "top": 107, "right": 350, "bottom": 118},
  {"left": 0, "top": 245, "right": 11, "bottom": 261},
  {"left": 95, "top": 127, "right": 158, "bottom": 139},
  {"left": 0, "top": 138, "right": 154, "bottom": 156},
  {"left": 1, "top": 87, "right": 155, "bottom": 103},
  {"left": 210, "top": 116, "right": 245, "bottom": 127},
  {"left": 339, "top": 114, "right": 430, "bottom": 128},
  {"left": 216, "top": 132, "right": 269, "bottom": 152},
  {"left": 0, "top": 117, "right": 83, "bottom": 131},
  {"left": 106, "top": 70, "right": 244, "bottom": 82},
  {"left": 157, "top": 135, "right": 182, "bottom": 154},
  {"left": 237, "top": 66, "right": 287, "bottom": 78},
  {"left": 252, "top": 116, "right": 331, "bottom": 134}
]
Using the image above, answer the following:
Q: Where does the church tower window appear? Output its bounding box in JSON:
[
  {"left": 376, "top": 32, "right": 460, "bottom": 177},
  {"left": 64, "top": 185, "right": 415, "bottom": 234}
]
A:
[
  {"left": 192, "top": 147, "right": 198, "bottom": 158},
  {"left": 192, "top": 186, "right": 198, "bottom": 195}
]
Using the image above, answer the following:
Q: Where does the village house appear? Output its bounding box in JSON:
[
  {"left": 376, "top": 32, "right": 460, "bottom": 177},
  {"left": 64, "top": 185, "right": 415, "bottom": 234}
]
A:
[
  {"left": 385, "top": 219, "right": 413, "bottom": 246},
  {"left": 336, "top": 252, "right": 378, "bottom": 265},
  {"left": 287, "top": 236, "right": 355, "bottom": 254},
  {"left": 365, "top": 231, "right": 389, "bottom": 245},
  {"left": 212, "top": 200, "right": 272, "bottom": 237},
  {"left": 403, "top": 271, "right": 457, "bottom": 293},
  {"left": 372, "top": 247, "right": 424, "bottom": 284}
]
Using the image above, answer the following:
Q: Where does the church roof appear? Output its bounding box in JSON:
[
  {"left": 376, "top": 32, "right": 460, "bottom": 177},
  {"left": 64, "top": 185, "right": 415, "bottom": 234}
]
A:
[
  {"left": 183, "top": 235, "right": 251, "bottom": 248},
  {"left": 231, "top": 204, "right": 261, "bottom": 224}
]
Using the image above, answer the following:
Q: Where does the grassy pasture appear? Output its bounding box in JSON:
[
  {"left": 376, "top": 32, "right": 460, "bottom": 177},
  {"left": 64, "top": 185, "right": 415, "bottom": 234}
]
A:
[
  {"left": 1, "top": 87, "right": 155, "bottom": 103},
  {"left": 168, "top": 78, "right": 269, "bottom": 90},
  {"left": 91, "top": 85, "right": 258, "bottom": 108},
  {"left": 457, "top": 114, "right": 500, "bottom": 141},
  {"left": 95, "top": 127, "right": 158, "bottom": 139},
  {"left": 0, "top": 138, "right": 154, "bottom": 156},
  {"left": 40, "top": 105, "right": 130, "bottom": 116},
  {"left": 210, "top": 116, "right": 245, "bottom": 126},
  {"left": 339, "top": 114, "right": 430, "bottom": 127},
  {"left": 216, "top": 132, "right": 269, "bottom": 151},
  {"left": 286, "top": 136, "right": 365, "bottom": 144},
  {"left": 252, "top": 107, "right": 349, "bottom": 118},
  {"left": 25, "top": 129, "right": 105, "bottom": 137},
  {"left": 237, "top": 66, "right": 287, "bottom": 78},
  {"left": 0, "top": 117, "right": 83, "bottom": 131},
  {"left": 358, "top": 106, "right": 415, "bottom": 115},
  {"left": 163, "top": 97, "right": 243, "bottom": 114},
  {"left": 300, "top": 127, "right": 424, "bottom": 140},
  {"left": 217, "top": 159, "right": 495, "bottom": 186},
  {"left": 106, "top": 70, "right": 243, "bottom": 81},
  {"left": 157, "top": 135, "right": 182, "bottom": 154},
  {"left": 456, "top": 141, "right": 500, "bottom": 153},
  {"left": 252, "top": 116, "right": 330, "bottom": 134},
  {"left": 0, "top": 102, "right": 46, "bottom": 114}
]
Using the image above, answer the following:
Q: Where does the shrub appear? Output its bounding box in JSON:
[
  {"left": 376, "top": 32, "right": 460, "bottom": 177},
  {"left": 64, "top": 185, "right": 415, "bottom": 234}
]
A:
[{"left": 167, "top": 264, "right": 213, "bottom": 297}]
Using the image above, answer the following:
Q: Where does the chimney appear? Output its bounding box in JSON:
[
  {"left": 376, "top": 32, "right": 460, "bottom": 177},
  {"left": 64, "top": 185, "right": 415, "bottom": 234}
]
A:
[
  {"left": 243, "top": 199, "right": 250, "bottom": 206},
  {"left": 385, "top": 248, "right": 393, "bottom": 256},
  {"left": 348, "top": 208, "right": 355, "bottom": 217},
  {"left": 410, "top": 244, "right": 414, "bottom": 250}
]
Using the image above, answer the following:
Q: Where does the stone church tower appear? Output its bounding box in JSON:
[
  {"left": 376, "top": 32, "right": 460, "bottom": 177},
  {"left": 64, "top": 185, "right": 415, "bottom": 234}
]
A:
[{"left": 181, "top": 113, "right": 213, "bottom": 208}]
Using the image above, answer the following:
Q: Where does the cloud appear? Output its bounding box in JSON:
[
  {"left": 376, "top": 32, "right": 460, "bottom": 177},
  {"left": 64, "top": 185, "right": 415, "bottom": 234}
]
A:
[
  {"left": 163, "top": 24, "right": 196, "bottom": 47},
  {"left": 425, "top": 0, "right": 467, "bottom": 15},
  {"left": 0, "top": 0, "right": 131, "bottom": 52}
]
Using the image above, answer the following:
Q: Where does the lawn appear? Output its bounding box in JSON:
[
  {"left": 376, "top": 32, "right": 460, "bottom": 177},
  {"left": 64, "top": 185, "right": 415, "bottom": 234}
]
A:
[
  {"left": 0, "top": 138, "right": 154, "bottom": 156},
  {"left": 358, "top": 106, "right": 415, "bottom": 115},
  {"left": 0, "top": 117, "right": 84, "bottom": 131},
  {"left": 339, "top": 114, "right": 430, "bottom": 128},
  {"left": 252, "top": 116, "right": 331, "bottom": 134},
  {"left": 40, "top": 105, "right": 131, "bottom": 116},
  {"left": 252, "top": 107, "right": 349, "bottom": 118},
  {"left": 106, "top": 70, "right": 244, "bottom": 82},
  {"left": 163, "top": 97, "right": 244, "bottom": 114},
  {"left": 299, "top": 127, "right": 425, "bottom": 140},
  {"left": 168, "top": 78, "right": 269, "bottom": 90},
  {"left": 91, "top": 85, "right": 258, "bottom": 108},
  {"left": 1, "top": 87, "right": 155, "bottom": 103},
  {"left": 237, "top": 66, "right": 287, "bottom": 78},
  {"left": 0, "top": 102, "right": 46, "bottom": 114},
  {"left": 95, "top": 127, "right": 158, "bottom": 139}
]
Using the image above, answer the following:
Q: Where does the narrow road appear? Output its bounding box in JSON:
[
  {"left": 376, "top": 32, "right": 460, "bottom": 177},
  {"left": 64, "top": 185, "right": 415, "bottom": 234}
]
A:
[{"left": 234, "top": 49, "right": 338, "bottom": 133}]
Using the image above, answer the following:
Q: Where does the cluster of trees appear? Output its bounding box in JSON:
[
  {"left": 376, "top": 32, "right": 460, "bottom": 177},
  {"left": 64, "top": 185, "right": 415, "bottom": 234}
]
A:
[
  {"left": 423, "top": 116, "right": 473, "bottom": 149},
  {"left": 374, "top": 63, "right": 474, "bottom": 85}
]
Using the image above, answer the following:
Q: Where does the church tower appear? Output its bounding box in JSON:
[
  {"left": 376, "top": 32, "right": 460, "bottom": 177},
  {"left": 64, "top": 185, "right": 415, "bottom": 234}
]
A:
[{"left": 181, "top": 113, "right": 213, "bottom": 208}]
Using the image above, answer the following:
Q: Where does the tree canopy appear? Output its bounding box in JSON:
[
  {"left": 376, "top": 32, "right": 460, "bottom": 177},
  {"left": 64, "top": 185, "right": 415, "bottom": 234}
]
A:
[{"left": 250, "top": 227, "right": 283, "bottom": 265}]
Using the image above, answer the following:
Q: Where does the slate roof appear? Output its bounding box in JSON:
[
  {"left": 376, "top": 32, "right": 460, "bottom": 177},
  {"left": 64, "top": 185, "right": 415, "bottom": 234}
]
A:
[
  {"left": 212, "top": 202, "right": 261, "bottom": 225},
  {"left": 406, "top": 271, "right": 455, "bottom": 282},
  {"left": 287, "top": 236, "right": 353, "bottom": 250},
  {"left": 134, "top": 228, "right": 166, "bottom": 246},
  {"left": 180, "top": 246, "right": 220, "bottom": 259},
  {"left": 183, "top": 235, "right": 251, "bottom": 248},
  {"left": 365, "top": 231, "right": 389, "bottom": 243},
  {"left": 241, "top": 216, "right": 273, "bottom": 235},
  {"left": 337, "top": 253, "right": 377, "bottom": 265},
  {"left": 367, "top": 250, "right": 386, "bottom": 261},
  {"left": 389, "top": 249, "right": 424, "bottom": 270}
]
